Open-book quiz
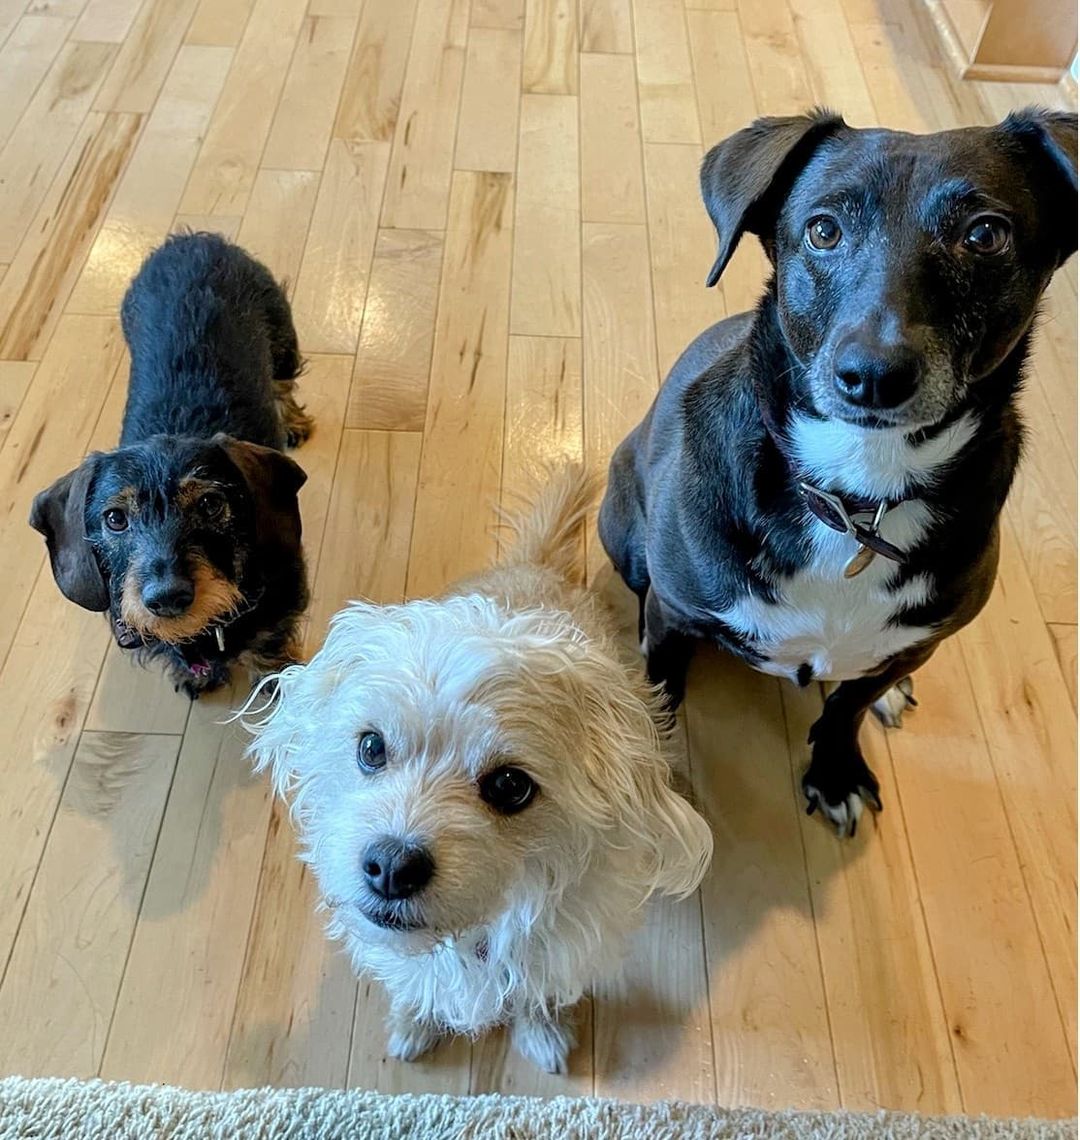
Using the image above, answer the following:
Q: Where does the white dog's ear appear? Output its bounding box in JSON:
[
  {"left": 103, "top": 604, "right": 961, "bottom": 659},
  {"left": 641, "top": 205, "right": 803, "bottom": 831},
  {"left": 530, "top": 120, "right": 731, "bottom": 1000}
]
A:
[
  {"left": 242, "top": 660, "right": 316, "bottom": 800},
  {"left": 568, "top": 649, "right": 713, "bottom": 899}
]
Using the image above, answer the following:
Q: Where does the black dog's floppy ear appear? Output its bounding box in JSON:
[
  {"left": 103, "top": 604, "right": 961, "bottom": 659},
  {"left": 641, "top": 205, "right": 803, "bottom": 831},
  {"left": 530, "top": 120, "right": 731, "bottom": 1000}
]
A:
[
  {"left": 29, "top": 456, "right": 109, "bottom": 612},
  {"left": 1001, "top": 107, "right": 1077, "bottom": 266},
  {"left": 218, "top": 436, "right": 308, "bottom": 554},
  {"left": 700, "top": 108, "right": 845, "bottom": 286}
]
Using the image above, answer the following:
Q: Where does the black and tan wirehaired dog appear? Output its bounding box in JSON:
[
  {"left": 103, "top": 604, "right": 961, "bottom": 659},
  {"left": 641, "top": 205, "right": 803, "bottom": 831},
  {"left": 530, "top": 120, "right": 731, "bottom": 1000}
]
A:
[{"left": 30, "top": 232, "right": 313, "bottom": 698}]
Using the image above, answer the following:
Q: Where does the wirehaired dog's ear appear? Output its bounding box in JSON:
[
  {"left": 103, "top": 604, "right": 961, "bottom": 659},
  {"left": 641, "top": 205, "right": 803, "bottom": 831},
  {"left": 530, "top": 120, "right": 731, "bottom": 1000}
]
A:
[
  {"left": 1001, "top": 107, "right": 1077, "bottom": 266},
  {"left": 217, "top": 436, "right": 307, "bottom": 553},
  {"left": 29, "top": 456, "right": 109, "bottom": 612},
  {"left": 700, "top": 108, "right": 845, "bottom": 286}
]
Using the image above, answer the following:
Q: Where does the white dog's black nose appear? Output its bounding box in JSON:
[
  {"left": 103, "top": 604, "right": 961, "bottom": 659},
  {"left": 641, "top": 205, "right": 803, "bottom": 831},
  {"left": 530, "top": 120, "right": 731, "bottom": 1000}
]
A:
[
  {"left": 362, "top": 839, "right": 434, "bottom": 900},
  {"left": 833, "top": 334, "right": 920, "bottom": 410}
]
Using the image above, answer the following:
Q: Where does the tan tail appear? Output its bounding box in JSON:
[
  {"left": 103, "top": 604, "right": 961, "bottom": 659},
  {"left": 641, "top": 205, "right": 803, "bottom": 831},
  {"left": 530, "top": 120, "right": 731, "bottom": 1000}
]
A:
[{"left": 499, "top": 463, "right": 602, "bottom": 583}]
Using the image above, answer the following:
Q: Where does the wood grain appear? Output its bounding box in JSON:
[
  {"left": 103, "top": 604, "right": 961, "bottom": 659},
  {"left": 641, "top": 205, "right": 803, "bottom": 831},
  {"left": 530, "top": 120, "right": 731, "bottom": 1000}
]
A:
[
  {"left": 510, "top": 94, "right": 581, "bottom": 337},
  {"left": 348, "top": 229, "right": 443, "bottom": 432},
  {"left": 579, "top": 53, "right": 646, "bottom": 224},
  {"left": 407, "top": 171, "right": 514, "bottom": 596}
]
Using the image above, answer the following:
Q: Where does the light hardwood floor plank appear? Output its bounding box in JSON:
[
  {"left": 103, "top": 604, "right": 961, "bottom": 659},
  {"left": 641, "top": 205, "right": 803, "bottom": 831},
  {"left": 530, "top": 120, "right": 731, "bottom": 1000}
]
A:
[
  {"left": 0, "top": 361, "right": 37, "bottom": 449},
  {"left": 579, "top": 53, "right": 646, "bottom": 225},
  {"left": 788, "top": 0, "right": 876, "bottom": 125},
  {"left": 502, "top": 335, "right": 583, "bottom": 507},
  {"left": 332, "top": 0, "right": 419, "bottom": 144},
  {"left": 99, "top": 682, "right": 273, "bottom": 1087},
  {"left": 642, "top": 142, "right": 719, "bottom": 376},
  {"left": 93, "top": 0, "right": 199, "bottom": 113},
  {"left": 0, "top": 40, "right": 118, "bottom": 262},
  {"left": 185, "top": 0, "right": 252, "bottom": 45},
  {"left": 348, "top": 229, "right": 444, "bottom": 432},
  {"left": 510, "top": 94, "right": 581, "bottom": 337},
  {"left": 1048, "top": 622, "right": 1077, "bottom": 711},
  {"left": 67, "top": 44, "right": 233, "bottom": 316},
  {"left": 581, "top": 220, "right": 657, "bottom": 573},
  {"left": 0, "top": 731, "right": 180, "bottom": 1078},
  {"left": 523, "top": 0, "right": 578, "bottom": 93},
  {"left": 631, "top": 0, "right": 698, "bottom": 143},
  {"left": 472, "top": 0, "right": 523, "bottom": 29},
  {"left": 290, "top": 139, "right": 390, "bottom": 354},
  {"left": 886, "top": 635, "right": 1076, "bottom": 1115},
  {"left": 72, "top": 0, "right": 145, "bottom": 42},
  {"left": 0, "top": 110, "right": 142, "bottom": 361},
  {"left": 686, "top": 651, "right": 838, "bottom": 1109},
  {"left": 0, "top": 16, "right": 73, "bottom": 152},
  {"left": 455, "top": 27, "right": 522, "bottom": 174},
  {"left": 781, "top": 683, "right": 964, "bottom": 1113},
  {"left": 178, "top": 0, "right": 309, "bottom": 216},
  {"left": 407, "top": 170, "right": 514, "bottom": 597},
  {"left": 261, "top": 13, "right": 359, "bottom": 171},
  {"left": 580, "top": 0, "right": 632, "bottom": 52},
  {"left": 233, "top": 168, "right": 320, "bottom": 286},
  {"left": 380, "top": 0, "right": 468, "bottom": 229},
  {"left": 956, "top": 523, "right": 1078, "bottom": 1063},
  {"left": 735, "top": 0, "right": 814, "bottom": 116}
]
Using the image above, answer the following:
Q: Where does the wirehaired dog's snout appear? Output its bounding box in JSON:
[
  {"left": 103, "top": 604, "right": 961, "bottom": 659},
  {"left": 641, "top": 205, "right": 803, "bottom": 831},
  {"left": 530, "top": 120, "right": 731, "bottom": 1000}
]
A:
[
  {"left": 833, "top": 332, "right": 921, "bottom": 411},
  {"left": 362, "top": 838, "right": 435, "bottom": 901},
  {"left": 141, "top": 571, "right": 195, "bottom": 617}
]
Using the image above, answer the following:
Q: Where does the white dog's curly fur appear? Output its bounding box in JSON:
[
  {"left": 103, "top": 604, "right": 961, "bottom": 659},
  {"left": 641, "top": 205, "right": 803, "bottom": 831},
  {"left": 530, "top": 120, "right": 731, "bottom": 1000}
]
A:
[{"left": 242, "top": 466, "right": 713, "bottom": 1073}]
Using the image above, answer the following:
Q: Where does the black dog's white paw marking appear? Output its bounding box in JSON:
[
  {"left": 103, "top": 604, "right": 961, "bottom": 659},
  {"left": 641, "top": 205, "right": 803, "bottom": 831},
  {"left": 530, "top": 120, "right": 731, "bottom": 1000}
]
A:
[
  {"left": 803, "top": 786, "right": 870, "bottom": 838},
  {"left": 870, "top": 675, "right": 917, "bottom": 728}
]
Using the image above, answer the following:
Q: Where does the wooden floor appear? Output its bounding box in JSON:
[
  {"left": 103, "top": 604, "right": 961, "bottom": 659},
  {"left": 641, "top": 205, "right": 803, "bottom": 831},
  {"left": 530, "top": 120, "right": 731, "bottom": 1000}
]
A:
[{"left": 0, "top": 0, "right": 1075, "bottom": 1117}]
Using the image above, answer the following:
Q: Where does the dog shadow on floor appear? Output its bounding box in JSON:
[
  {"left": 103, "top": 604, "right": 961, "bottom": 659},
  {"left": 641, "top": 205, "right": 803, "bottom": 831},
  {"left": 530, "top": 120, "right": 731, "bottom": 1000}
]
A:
[
  {"left": 588, "top": 566, "right": 863, "bottom": 1086},
  {"left": 58, "top": 651, "right": 268, "bottom": 921}
]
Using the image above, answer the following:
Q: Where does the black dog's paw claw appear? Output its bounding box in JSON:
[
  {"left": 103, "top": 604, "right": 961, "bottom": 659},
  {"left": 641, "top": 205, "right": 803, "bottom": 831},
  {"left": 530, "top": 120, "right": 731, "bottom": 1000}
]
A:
[{"left": 802, "top": 733, "right": 881, "bottom": 839}]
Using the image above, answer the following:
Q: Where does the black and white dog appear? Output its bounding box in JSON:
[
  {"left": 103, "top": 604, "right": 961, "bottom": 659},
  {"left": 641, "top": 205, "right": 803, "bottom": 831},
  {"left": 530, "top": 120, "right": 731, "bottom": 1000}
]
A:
[{"left": 598, "top": 108, "right": 1077, "bottom": 836}]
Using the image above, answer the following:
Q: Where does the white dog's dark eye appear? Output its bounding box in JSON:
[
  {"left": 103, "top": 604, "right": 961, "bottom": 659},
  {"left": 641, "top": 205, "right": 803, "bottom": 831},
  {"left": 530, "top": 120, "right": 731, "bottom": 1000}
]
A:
[
  {"left": 357, "top": 732, "right": 387, "bottom": 772},
  {"left": 479, "top": 766, "right": 537, "bottom": 815}
]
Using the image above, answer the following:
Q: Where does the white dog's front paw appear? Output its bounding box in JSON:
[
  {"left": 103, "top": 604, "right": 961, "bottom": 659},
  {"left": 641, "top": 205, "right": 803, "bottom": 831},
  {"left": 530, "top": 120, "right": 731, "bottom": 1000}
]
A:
[
  {"left": 871, "top": 675, "right": 917, "bottom": 728},
  {"left": 386, "top": 1013, "right": 441, "bottom": 1062},
  {"left": 511, "top": 1013, "right": 574, "bottom": 1074}
]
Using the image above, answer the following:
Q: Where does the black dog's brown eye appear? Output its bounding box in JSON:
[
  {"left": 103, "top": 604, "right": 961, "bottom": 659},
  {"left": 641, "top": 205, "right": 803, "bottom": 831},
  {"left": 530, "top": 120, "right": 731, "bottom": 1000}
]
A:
[
  {"left": 479, "top": 767, "right": 537, "bottom": 815},
  {"left": 357, "top": 731, "right": 387, "bottom": 772},
  {"left": 963, "top": 216, "right": 1010, "bottom": 256},
  {"left": 806, "top": 216, "right": 842, "bottom": 251},
  {"left": 199, "top": 491, "right": 226, "bottom": 519},
  {"left": 103, "top": 508, "right": 128, "bottom": 532}
]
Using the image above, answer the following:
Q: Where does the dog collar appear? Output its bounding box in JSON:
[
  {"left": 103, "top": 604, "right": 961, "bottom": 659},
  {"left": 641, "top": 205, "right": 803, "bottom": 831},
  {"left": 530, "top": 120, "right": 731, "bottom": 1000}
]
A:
[{"left": 798, "top": 483, "right": 906, "bottom": 577}]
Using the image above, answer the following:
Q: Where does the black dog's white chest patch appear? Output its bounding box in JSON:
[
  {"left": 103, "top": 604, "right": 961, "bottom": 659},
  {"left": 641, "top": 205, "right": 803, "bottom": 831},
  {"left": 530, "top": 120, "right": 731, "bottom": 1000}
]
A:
[{"left": 710, "top": 413, "right": 978, "bottom": 681}]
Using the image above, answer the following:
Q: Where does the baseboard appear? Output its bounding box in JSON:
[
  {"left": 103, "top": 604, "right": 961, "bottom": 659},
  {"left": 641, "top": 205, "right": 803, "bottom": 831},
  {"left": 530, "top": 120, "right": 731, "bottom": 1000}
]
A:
[{"left": 922, "top": 0, "right": 1068, "bottom": 85}]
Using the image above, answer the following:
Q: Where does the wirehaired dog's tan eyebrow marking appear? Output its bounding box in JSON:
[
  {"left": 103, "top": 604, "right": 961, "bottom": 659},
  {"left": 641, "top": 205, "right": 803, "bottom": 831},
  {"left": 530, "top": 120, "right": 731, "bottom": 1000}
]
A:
[
  {"left": 104, "top": 486, "right": 138, "bottom": 514},
  {"left": 176, "top": 476, "right": 229, "bottom": 511}
]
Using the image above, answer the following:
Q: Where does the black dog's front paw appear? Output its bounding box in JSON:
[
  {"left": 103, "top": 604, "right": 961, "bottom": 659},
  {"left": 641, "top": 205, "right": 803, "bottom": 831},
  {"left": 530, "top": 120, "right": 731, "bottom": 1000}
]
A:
[{"left": 802, "top": 725, "right": 882, "bottom": 838}]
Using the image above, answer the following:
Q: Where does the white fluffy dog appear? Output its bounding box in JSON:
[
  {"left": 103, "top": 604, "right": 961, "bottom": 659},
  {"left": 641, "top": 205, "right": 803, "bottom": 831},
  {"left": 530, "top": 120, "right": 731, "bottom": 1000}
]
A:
[{"left": 243, "top": 467, "right": 713, "bottom": 1073}]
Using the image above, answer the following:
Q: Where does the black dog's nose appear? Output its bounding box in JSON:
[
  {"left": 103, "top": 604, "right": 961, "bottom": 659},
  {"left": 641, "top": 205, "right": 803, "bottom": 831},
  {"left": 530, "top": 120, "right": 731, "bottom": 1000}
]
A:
[
  {"left": 362, "top": 839, "right": 435, "bottom": 901},
  {"left": 142, "top": 576, "right": 195, "bottom": 616},
  {"left": 833, "top": 336, "right": 921, "bottom": 410}
]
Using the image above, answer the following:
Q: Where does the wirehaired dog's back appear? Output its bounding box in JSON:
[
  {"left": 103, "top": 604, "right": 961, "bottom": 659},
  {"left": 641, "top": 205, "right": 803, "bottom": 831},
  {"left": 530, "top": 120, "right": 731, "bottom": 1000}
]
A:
[
  {"left": 121, "top": 231, "right": 309, "bottom": 448},
  {"left": 245, "top": 464, "right": 712, "bottom": 1073},
  {"left": 31, "top": 232, "right": 312, "bottom": 698}
]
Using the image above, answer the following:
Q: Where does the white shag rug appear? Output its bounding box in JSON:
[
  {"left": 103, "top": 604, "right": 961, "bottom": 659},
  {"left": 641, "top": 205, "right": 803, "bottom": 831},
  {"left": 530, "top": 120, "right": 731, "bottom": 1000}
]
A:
[{"left": 0, "top": 1078, "right": 1075, "bottom": 1140}]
